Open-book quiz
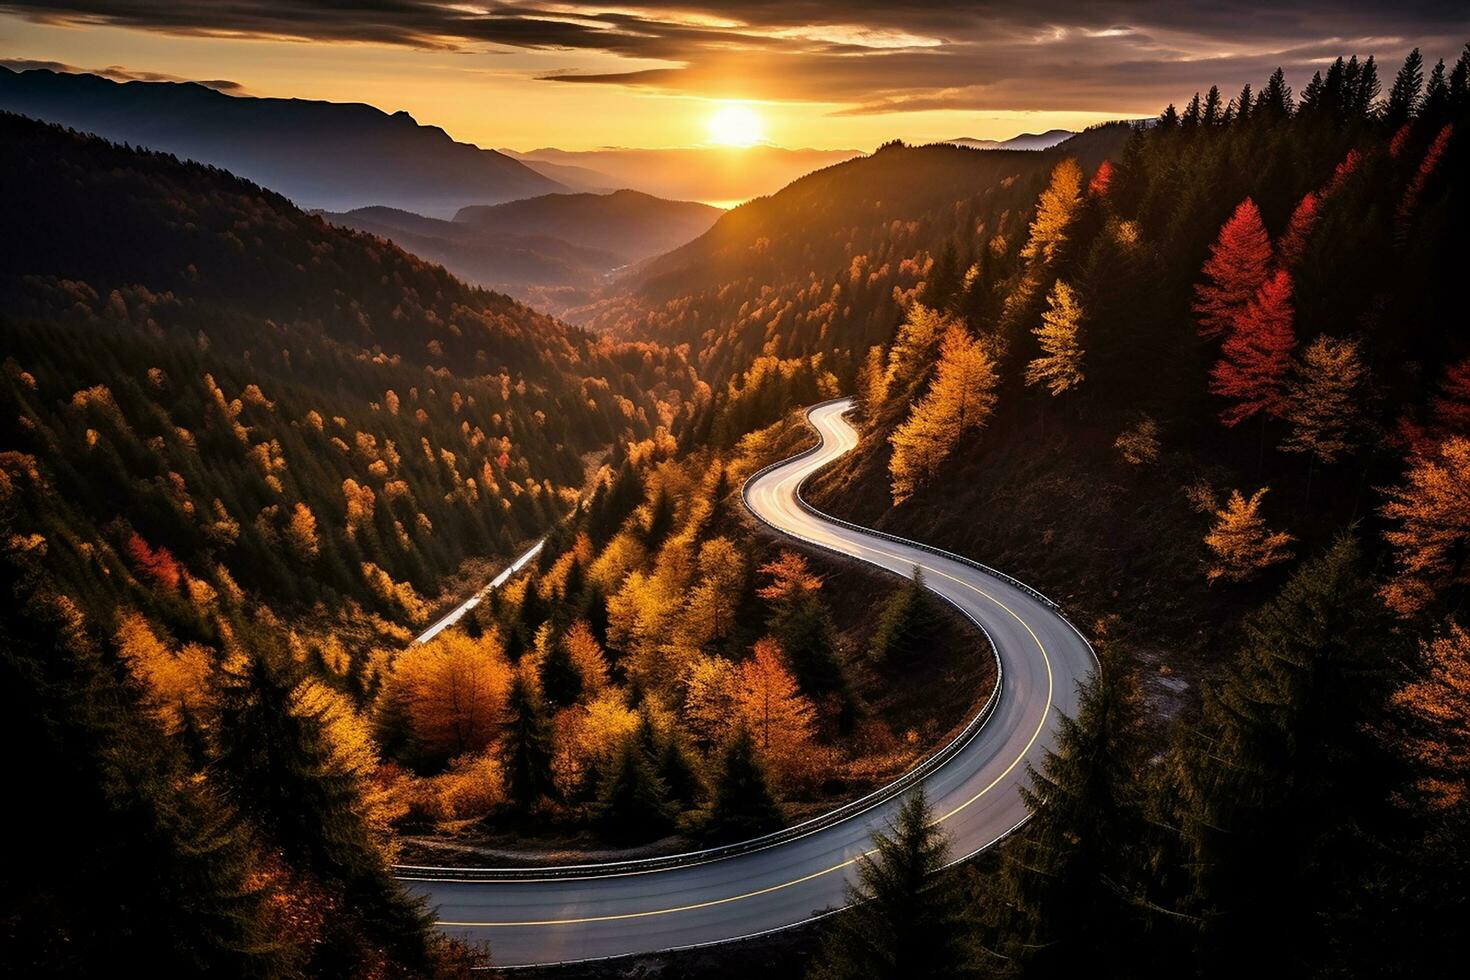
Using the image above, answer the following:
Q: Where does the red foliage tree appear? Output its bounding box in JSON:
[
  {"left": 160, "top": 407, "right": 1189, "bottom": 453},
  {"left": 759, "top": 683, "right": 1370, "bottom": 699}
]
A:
[
  {"left": 1088, "top": 159, "right": 1114, "bottom": 198},
  {"left": 1431, "top": 356, "right": 1470, "bottom": 437},
  {"left": 1276, "top": 190, "right": 1321, "bottom": 269},
  {"left": 125, "top": 532, "right": 182, "bottom": 591},
  {"left": 1211, "top": 268, "right": 1296, "bottom": 426},
  {"left": 1193, "top": 197, "right": 1273, "bottom": 339}
]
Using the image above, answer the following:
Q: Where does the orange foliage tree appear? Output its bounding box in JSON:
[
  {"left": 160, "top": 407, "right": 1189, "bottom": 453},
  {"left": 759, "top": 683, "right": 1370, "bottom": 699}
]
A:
[
  {"left": 734, "top": 639, "right": 816, "bottom": 782},
  {"left": 1204, "top": 488, "right": 1295, "bottom": 583},
  {"left": 1391, "top": 619, "right": 1470, "bottom": 810},
  {"left": 385, "top": 631, "right": 514, "bottom": 761},
  {"left": 1379, "top": 437, "right": 1470, "bottom": 616}
]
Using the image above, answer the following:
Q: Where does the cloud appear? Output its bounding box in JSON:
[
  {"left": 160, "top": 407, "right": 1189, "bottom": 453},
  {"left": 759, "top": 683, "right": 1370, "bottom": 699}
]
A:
[
  {"left": 2, "top": 2, "right": 1466, "bottom": 114},
  {"left": 0, "top": 56, "right": 244, "bottom": 91}
]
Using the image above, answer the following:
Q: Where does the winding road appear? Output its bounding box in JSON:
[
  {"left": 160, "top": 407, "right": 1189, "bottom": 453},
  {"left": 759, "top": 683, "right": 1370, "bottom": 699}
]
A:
[{"left": 401, "top": 397, "right": 1097, "bottom": 968}]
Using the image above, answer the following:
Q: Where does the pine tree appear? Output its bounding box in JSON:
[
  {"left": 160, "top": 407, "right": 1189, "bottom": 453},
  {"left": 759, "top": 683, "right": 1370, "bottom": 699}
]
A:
[
  {"left": 1422, "top": 58, "right": 1450, "bottom": 120},
  {"left": 1234, "top": 83, "right": 1254, "bottom": 122},
  {"left": 1450, "top": 44, "right": 1470, "bottom": 112},
  {"left": 1204, "top": 488, "right": 1295, "bottom": 583},
  {"left": 869, "top": 567, "right": 946, "bottom": 664},
  {"left": 1202, "top": 85, "right": 1224, "bottom": 126},
  {"left": 1, "top": 546, "right": 276, "bottom": 975},
  {"left": 1026, "top": 278, "right": 1086, "bottom": 395},
  {"left": 503, "top": 673, "right": 557, "bottom": 812},
  {"left": 1275, "top": 190, "right": 1321, "bottom": 270},
  {"left": 808, "top": 787, "right": 974, "bottom": 980},
  {"left": 214, "top": 636, "right": 432, "bottom": 973},
  {"left": 760, "top": 550, "right": 847, "bottom": 700},
  {"left": 1193, "top": 198, "right": 1273, "bottom": 339},
  {"left": 539, "top": 633, "right": 583, "bottom": 708},
  {"left": 979, "top": 646, "right": 1145, "bottom": 977},
  {"left": 1211, "top": 268, "right": 1296, "bottom": 426},
  {"left": 1169, "top": 536, "right": 1395, "bottom": 976},
  {"left": 1258, "top": 67, "right": 1294, "bottom": 120},
  {"left": 702, "top": 726, "right": 784, "bottom": 843},
  {"left": 1387, "top": 48, "right": 1425, "bottom": 125},
  {"left": 595, "top": 739, "right": 675, "bottom": 843}
]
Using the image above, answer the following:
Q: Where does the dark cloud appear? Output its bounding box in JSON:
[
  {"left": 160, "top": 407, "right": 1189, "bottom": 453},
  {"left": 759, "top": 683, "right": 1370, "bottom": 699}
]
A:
[
  {"left": 3, "top": 2, "right": 1466, "bottom": 113},
  {"left": 0, "top": 56, "right": 243, "bottom": 90}
]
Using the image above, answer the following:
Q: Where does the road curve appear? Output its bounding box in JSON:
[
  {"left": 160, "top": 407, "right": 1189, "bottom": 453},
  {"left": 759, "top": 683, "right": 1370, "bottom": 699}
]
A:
[{"left": 405, "top": 398, "right": 1097, "bottom": 968}]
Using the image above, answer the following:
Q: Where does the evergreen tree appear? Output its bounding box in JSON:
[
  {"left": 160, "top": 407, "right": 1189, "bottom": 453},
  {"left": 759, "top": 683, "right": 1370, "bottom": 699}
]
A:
[
  {"left": 539, "top": 633, "right": 583, "bottom": 708},
  {"left": 1422, "top": 58, "right": 1450, "bottom": 120},
  {"left": 503, "top": 673, "right": 556, "bottom": 812},
  {"left": 978, "top": 646, "right": 1145, "bottom": 978},
  {"left": 214, "top": 634, "right": 432, "bottom": 974},
  {"left": 1258, "top": 67, "right": 1294, "bottom": 120},
  {"left": 702, "top": 726, "right": 784, "bottom": 843},
  {"left": 643, "top": 486, "right": 676, "bottom": 549},
  {"left": 1167, "top": 535, "right": 1397, "bottom": 976},
  {"left": 869, "top": 567, "right": 946, "bottom": 665},
  {"left": 595, "top": 739, "right": 675, "bottom": 843},
  {"left": 1, "top": 545, "right": 276, "bottom": 976},
  {"left": 1387, "top": 47, "right": 1425, "bottom": 125},
  {"left": 808, "top": 787, "right": 974, "bottom": 980}
]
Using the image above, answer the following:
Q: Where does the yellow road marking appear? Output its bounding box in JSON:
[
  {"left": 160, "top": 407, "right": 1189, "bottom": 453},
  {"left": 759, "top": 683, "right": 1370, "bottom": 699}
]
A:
[{"left": 436, "top": 409, "right": 1058, "bottom": 928}]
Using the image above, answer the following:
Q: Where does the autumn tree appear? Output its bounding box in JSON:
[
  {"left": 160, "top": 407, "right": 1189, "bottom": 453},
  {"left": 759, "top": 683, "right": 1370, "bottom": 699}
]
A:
[
  {"left": 1211, "top": 268, "right": 1296, "bottom": 426},
  {"left": 1392, "top": 619, "right": 1470, "bottom": 811},
  {"left": 808, "top": 788, "right": 974, "bottom": 980},
  {"left": 1204, "top": 488, "right": 1294, "bottom": 583},
  {"left": 1026, "top": 278, "right": 1086, "bottom": 395},
  {"left": 1429, "top": 357, "right": 1470, "bottom": 438},
  {"left": 882, "top": 303, "right": 952, "bottom": 411},
  {"left": 702, "top": 726, "right": 783, "bottom": 843},
  {"left": 889, "top": 325, "right": 999, "bottom": 504},
  {"left": 682, "top": 653, "right": 738, "bottom": 747},
  {"left": 385, "top": 631, "right": 512, "bottom": 764},
  {"left": 125, "top": 531, "right": 182, "bottom": 591},
  {"left": 1275, "top": 191, "right": 1321, "bottom": 270},
  {"left": 1114, "top": 415, "right": 1161, "bottom": 465},
  {"left": 1021, "top": 158, "right": 1086, "bottom": 267},
  {"left": 735, "top": 639, "right": 816, "bottom": 783},
  {"left": 1193, "top": 198, "right": 1272, "bottom": 339},
  {"left": 1281, "top": 335, "right": 1367, "bottom": 464},
  {"left": 284, "top": 501, "right": 320, "bottom": 562},
  {"left": 678, "top": 536, "right": 747, "bottom": 651},
  {"left": 1379, "top": 437, "right": 1470, "bottom": 616}
]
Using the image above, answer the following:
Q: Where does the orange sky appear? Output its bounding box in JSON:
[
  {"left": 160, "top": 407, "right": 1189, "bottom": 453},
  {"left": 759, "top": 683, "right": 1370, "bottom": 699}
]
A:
[{"left": 2, "top": 4, "right": 1463, "bottom": 152}]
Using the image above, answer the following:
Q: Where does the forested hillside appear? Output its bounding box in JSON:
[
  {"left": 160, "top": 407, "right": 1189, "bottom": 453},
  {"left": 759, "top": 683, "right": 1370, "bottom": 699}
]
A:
[
  {"left": 795, "top": 49, "right": 1470, "bottom": 979},
  {"left": 0, "top": 112, "right": 698, "bottom": 976},
  {"left": 577, "top": 124, "right": 1128, "bottom": 441}
]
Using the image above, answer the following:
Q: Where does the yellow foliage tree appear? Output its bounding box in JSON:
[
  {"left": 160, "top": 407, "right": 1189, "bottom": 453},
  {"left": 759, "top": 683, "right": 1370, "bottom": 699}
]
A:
[
  {"left": 682, "top": 653, "right": 739, "bottom": 747},
  {"left": 1025, "top": 278, "right": 1086, "bottom": 395},
  {"left": 1021, "top": 158, "right": 1085, "bottom": 266},
  {"left": 562, "top": 619, "right": 610, "bottom": 694},
  {"left": 889, "top": 324, "right": 999, "bottom": 504},
  {"left": 1281, "top": 335, "right": 1367, "bottom": 464},
  {"left": 1114, "top": 415, "right": 1161, "bottom": 465},
  {"left": 1391, "top": 619, "right": 1470, "bottom": 810},
  {"left": 678, "top": 536, "right": 747, "bottom": 650},
  {"left": 114, "top": 611, "right": 214, "bottom": 734},
  {"left": 284, "top": 501, "right": 320, "bottom": 562},
  {"left": 1380, "top": 437, "right": 1470, "bottom": 616},
  {"left": 1204, "top": 488, "right": 1295, "bottom": 583}
]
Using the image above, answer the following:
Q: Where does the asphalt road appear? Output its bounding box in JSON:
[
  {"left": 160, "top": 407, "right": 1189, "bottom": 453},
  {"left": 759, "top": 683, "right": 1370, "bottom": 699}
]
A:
[{"left": 404, "top": 397, "right": 1097, "bottom": 968}]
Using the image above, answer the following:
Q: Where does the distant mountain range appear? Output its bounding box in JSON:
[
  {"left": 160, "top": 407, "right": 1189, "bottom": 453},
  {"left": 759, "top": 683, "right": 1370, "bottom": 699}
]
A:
[
  {"left": 502, "top": 145, "right": 864, "bottom": 205},
  {"left": 318, "top": 190, "right": 720, "bottom": 313},
  {"left": 0, "top": 66, "right": 564, "bottom": 215},
  {"left": 941, "top": 130, "right": 1077, "bottom": 151}
]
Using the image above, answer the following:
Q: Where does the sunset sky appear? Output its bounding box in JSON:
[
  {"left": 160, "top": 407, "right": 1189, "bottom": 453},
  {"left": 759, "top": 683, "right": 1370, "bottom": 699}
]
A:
[{"left": 2, "top": 2, "right": 1466, "bottom": 151}]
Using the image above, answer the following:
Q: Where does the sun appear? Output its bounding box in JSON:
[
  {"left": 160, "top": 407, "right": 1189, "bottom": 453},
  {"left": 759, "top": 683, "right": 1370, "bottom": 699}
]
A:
[{"left": 706, "top": 104, "right": 765, "bottom": 147}]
